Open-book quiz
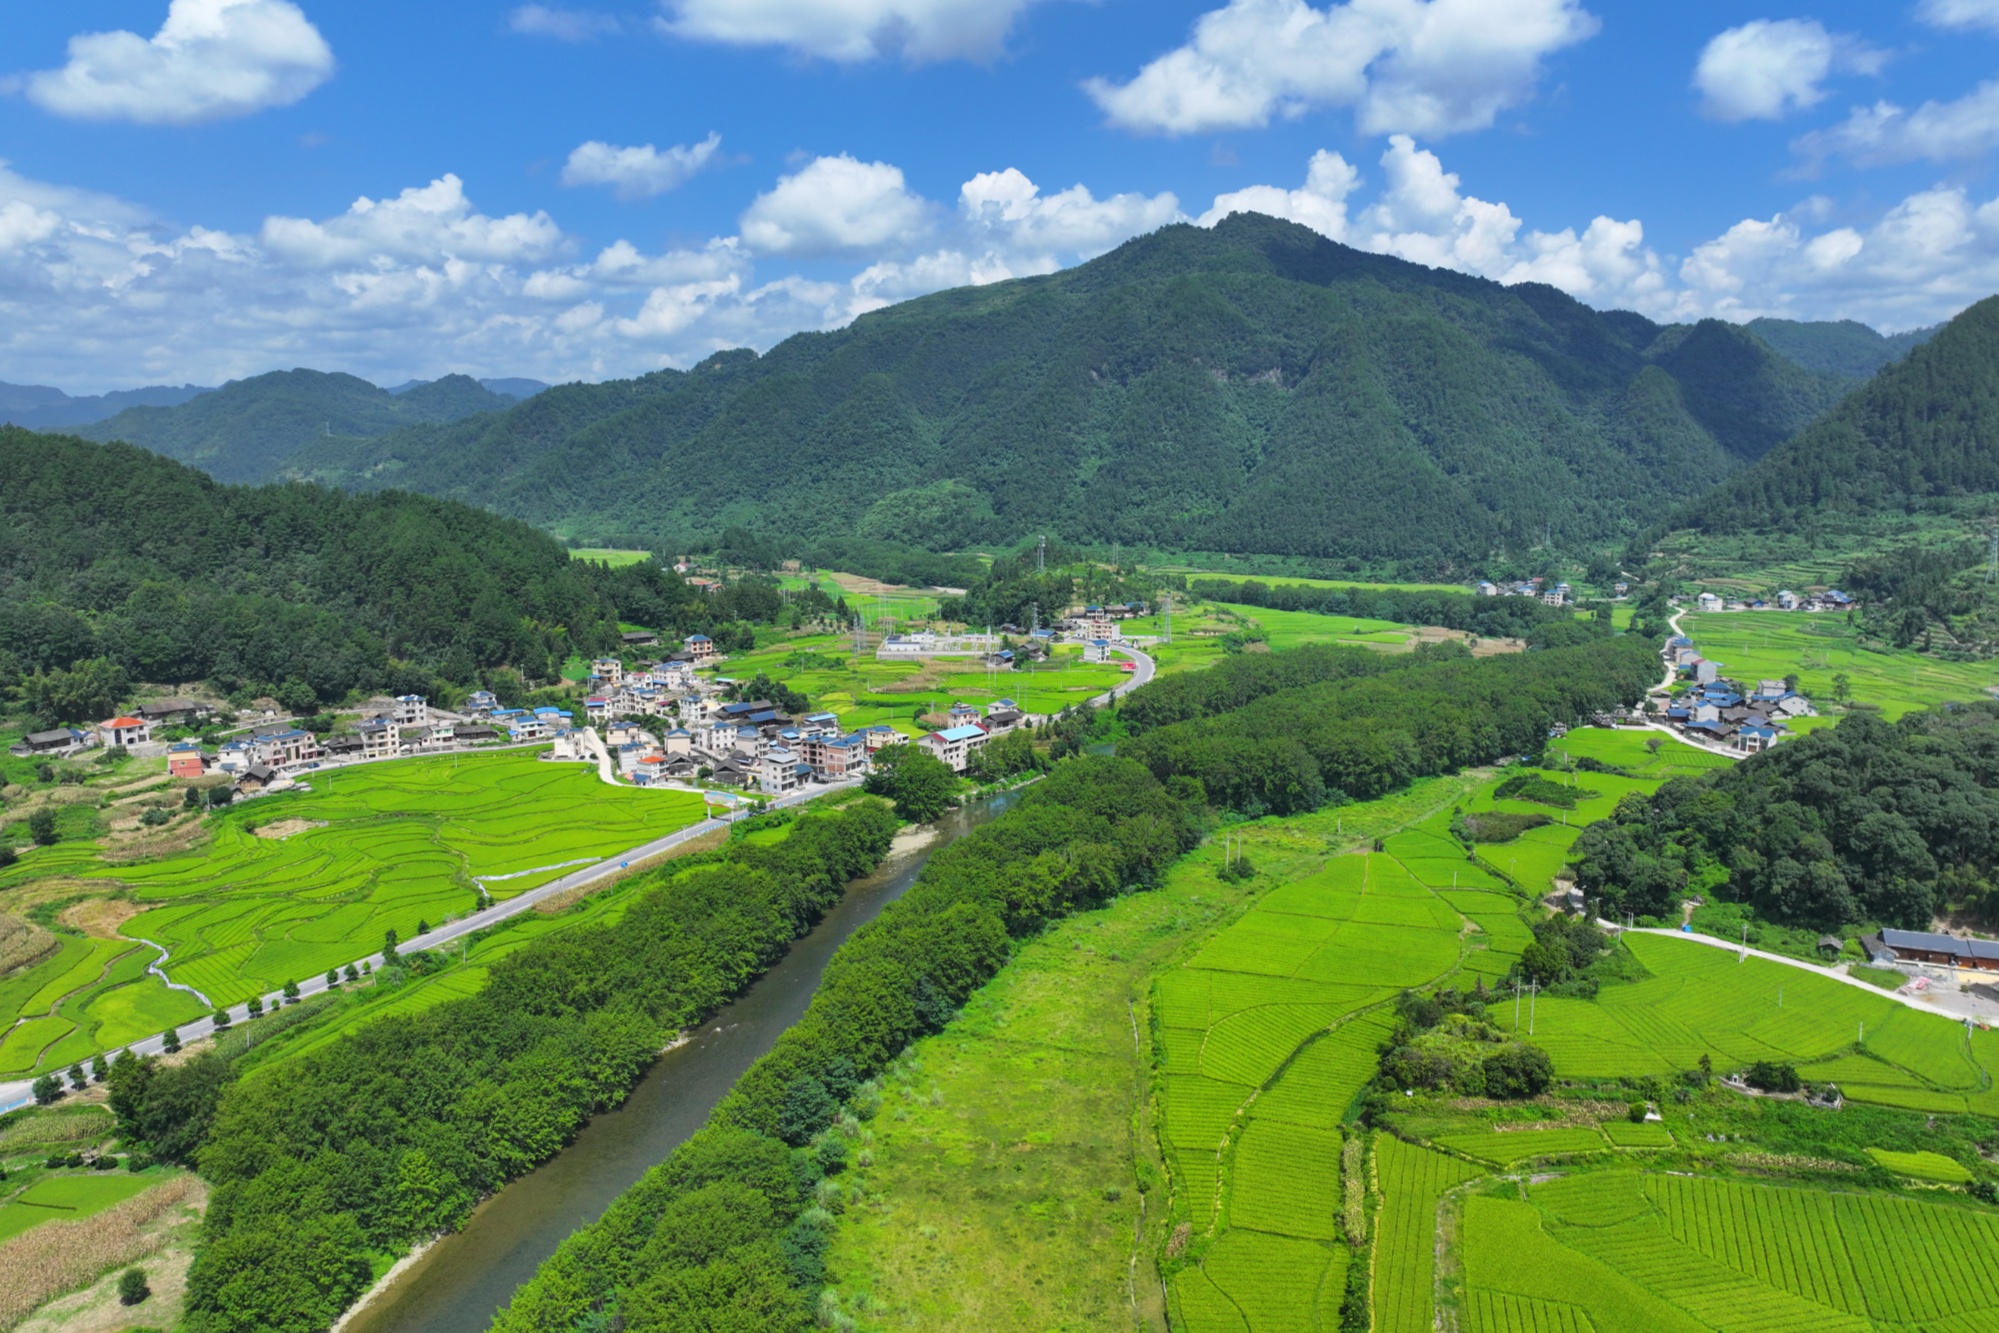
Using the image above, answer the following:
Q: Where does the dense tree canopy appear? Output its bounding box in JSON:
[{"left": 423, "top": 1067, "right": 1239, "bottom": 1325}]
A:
[
  {"left": 1124, "top": 636, "right": 1660, "bottom": 816},
  {"left": 0, "top": 431, "right": 788, "bottom": 713},
  {"left": 166, "top": 801, "right": 900, "bottom": 1333},
  {"left": 1569, "top": 706, "right": 1999, "bottom": 929}
]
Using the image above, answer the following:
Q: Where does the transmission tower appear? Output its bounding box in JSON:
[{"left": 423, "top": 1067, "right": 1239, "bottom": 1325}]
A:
[
  {"left": 1160, "top": 591, "right": 1173, "bottom": 645},
  {"left": 852, "top": 613, "right": 867, "bottom": 657},
  {"left": 1036, "top": 536, "right": 1046, "bottom": 574}
]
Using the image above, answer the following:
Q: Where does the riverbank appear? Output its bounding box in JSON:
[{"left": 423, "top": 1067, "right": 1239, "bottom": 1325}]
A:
[{"left": 342, "top": 791, "right": 1019, "bottom": 1333}]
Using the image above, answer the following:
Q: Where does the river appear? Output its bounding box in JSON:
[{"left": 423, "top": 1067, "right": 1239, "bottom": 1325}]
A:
[{"left": 344, "top": 791, "right": 1017, "bottom": 1333}]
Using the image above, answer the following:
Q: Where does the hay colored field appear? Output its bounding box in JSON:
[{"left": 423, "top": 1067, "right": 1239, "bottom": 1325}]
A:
[
  {"left": 1682, "top": 612, "right": 1997, "bottom": 720},
  {"left": 0, "top": 749, "right": 705, "bottom": 1079},
  {"left": 0, "top": 1173, "right": 157, "bottom": 1244}
]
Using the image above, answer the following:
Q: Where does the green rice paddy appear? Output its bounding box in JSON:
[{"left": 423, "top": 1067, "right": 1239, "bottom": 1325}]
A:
[
  {"left": 0, "top": 1171, "right": 159, "bottom": 1244},
  {"left": 0, "top": 749, "right": 704, "bottom": 1080},
  {"left": 1682, "top": 611, "right": 1997, "bottom": 720}
]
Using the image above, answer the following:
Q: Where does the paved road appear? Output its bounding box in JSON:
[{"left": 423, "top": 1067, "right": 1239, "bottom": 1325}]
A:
[
  {"left": 0, "top": 776, "right": 859, "bottom": 1113},
  {"left": 1092, "top": 644, "right": 1156, "bottom": 706}
]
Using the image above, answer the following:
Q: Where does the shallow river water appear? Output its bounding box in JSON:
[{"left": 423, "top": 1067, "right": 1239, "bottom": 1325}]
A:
[{"left": 345, "top": 792, "right": 1017, "bottom": 1333}]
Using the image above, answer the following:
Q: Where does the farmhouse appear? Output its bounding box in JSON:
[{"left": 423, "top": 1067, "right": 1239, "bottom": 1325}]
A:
[
  {"left": 138, "top": 698, "right": 213, "bottom": 726},
  {"left": 463, "top": 689, "right": 500, "bottom": 715},
  {"left": 917, "top": 722, "right": 989, "bottom": 772},
  {"left": 392, "top": 695, "right": 430, "bottom": 726},
  {"left": 1863, "top": 929, "right": 1999, "bottom": 972},
  {"left": 100, "top": 716, "right": 152, "bottom": 749},
  {"left": 10, "top": 728, "right": 90, "bottom": 757},
  {"left": 683, "top": 634, "right": 718, "bottom": 662},
  {"left": 358, "top": 718, "right": 399, "bottom": 758},
  {"left": 167, "top": 744, "right": 208, "bottom": 779},
  {"left": 621, "top": 629, "right": 660, "bottom": 648},
  {"left": 235, "top": 762, "right": 281, "bottom": 794}
]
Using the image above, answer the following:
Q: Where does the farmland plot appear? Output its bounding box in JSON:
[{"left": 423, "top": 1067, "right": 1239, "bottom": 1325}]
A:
[{"left": 0, "top": 748, "right": 705, "bottom": 1079}]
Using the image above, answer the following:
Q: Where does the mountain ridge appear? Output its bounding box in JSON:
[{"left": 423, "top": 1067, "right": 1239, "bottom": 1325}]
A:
[{"left": 65, "top": 215, "right": 1926, "bottom": 570}]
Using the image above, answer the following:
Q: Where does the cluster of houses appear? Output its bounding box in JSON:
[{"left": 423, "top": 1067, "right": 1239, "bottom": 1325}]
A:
[
  {"left": 595, "top": 695, "right": 1029, "bottom": 794},
  {"left": 1659, "top": 637, "right": 1813, "bottom": 753},
  {"left": 1476, "top": 578, "right": 1629, "bottom": 606},
  {"left": 1691, "top": 589, "right": 1855, "bottom": 614}
]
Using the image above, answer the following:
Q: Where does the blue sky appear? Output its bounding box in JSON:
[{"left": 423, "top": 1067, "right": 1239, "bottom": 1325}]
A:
[{"left": 5, "top": 0, "right": 1999, "bottom": 391}]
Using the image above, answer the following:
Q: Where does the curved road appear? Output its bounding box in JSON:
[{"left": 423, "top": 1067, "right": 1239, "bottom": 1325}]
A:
[
  {"left": 0, "top": 776, "right": 858, "bottom": 1113},
  {"left": 1091, "top": 643, "right": 1157, "bottom": 706}
]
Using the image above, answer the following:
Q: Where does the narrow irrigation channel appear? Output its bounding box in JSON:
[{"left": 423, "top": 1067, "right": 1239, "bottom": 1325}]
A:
[{"left": 344, "top": 790, "right": 1020, "bottom": 1333}]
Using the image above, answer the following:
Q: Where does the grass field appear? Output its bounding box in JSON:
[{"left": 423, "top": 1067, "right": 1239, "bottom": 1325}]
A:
[
  {"left": 567, "top": 548, "right": 653, "bottom": 567},
  {"left": 1682, "top": 612, "right": 1997, "bottom": 719},
  {"left": 0, "top": 1173, "right": 157, "bottom": 1244},
  {"left": 0, "top": 749, "right": 705, "bottom": 1080}
]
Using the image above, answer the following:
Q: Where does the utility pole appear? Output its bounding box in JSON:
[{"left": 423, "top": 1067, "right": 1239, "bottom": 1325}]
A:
[
  {"left": 1529, "top": 979, "right": 1538, "bottom": 1035},
  {"left": 1514, "top": 980, "right": 1521, "bottom": 1033}
]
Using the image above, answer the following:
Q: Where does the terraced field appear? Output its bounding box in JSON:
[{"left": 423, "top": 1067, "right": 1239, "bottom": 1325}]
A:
[{"left": 0, "top": 749, "right": 704, "bottom": 1080}]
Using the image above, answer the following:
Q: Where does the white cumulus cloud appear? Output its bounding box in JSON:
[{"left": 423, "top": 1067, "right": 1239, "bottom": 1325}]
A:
[
  {"left": 560, "top": 134, "right": 722, "bottom": 200},
  {"left": 1694, "top": 19, "right": 1882, "bottom": 123},
  {"left": 739, "top": 155, "right": 932, "bottom": 256},
  {"left": 23, "top": 0, "right": 334, "bottom": 126},
  {"left": 1084, "top": 0, "right": 1598, "bottom": 137},
  {"left": 1794, "top": 80, "right": 1999, "bottom": 168},
  {"left": 1200, "top": 150, "right": 1361, "bottom": 239},
  {"left": 261, "top": 176, "right": 566, "bottom": 268},
  {"left": 960, "top": 169, "right": 1181, "bottom": 261},
  {"left": 508, "top": 6, "right": 622, "bottom": 40},
  {"left": 1920, "top": 0, "right": 1999, "bottom": 31},
  {"left": 660, "top": 0, "right": 1046, "bottom": 62}
]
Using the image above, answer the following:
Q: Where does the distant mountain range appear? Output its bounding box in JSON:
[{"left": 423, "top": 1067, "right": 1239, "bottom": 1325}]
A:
[
  {"left": 31, "top": 214, "right": 1958, "bottom": 569},
  {"left": 0, "top": 373, "right": 546, "bottom": 449},
  {"left": 0, "top": 381, "right": 211, "bottom": 431}
]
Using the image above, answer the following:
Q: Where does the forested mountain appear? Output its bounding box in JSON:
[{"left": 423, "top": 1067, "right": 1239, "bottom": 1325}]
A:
[
  {"left": 1744, "top": 317, "right": 1936, "bottom": 382},
  {"left": 0, "top": 429, "right": 757, "bottom": 715},
  {"left": 0, "top": 380, "right": 210, "bottom": 430},
  {"left": 94, "top": 215, "right": 1865, "bottom": 572},
  {"left": 1684, "top": 297, "right": 1999, "bottom": 533},
  {"left": 74, "top": 369, "right": 524, "bottom": 485}
]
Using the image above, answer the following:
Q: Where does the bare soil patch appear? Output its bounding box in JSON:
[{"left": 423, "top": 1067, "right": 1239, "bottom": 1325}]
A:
[
  {"left": 253, "top": 819, "right": 327, "bottom": 841},
  {"left": 57, "top": 899, "right": 144, "bottom": 940},
  {"left": 0, "top": 916, "right": 60, "bottom": 977}
]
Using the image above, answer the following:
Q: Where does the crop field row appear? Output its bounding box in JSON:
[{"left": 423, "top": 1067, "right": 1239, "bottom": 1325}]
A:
[
  {"left": 0, "top": 749, "right": 708, "bottom": 1080},
  {"left": 1374, "top": 1134, "right": 1485, "bottom": 1333},
  {"left": 1466, "top": 1168, "right": 1999, "bottom": 1332}
]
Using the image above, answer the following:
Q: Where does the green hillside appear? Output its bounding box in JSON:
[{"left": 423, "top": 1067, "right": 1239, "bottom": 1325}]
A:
[
  {"left": 1688, "top": 297, "right": 1999, "bottom": 533},
  {"left": 1745, "top": 317, "right": 1936, "bottom": 381},
  {"left": 0, "top": 429, "right": 626, "bottom": 707},
  {"left": 145, "top": 215, "right": 1856, "bottom": 571},
  {"left": 76, "top": 369, "right": 519, "bottom": 484}
]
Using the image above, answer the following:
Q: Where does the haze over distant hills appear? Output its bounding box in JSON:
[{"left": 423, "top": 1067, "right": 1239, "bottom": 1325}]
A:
[
  {"left": 0, "top": 381, "right": 211, "bottom": 431},
  {"left": 43, "top": 215, "right": 1956, "bottom": 571},
  {"left": 60, "top": 371, "right": 547, "bottom": 485},
  {"left": 0, "top": 373, "right": 546, "bottom": 440}
]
